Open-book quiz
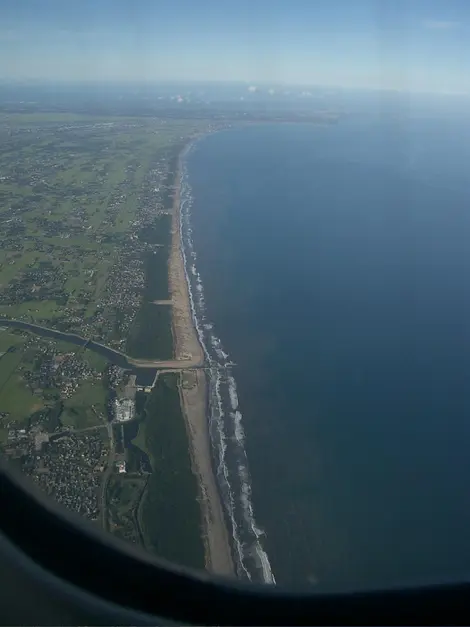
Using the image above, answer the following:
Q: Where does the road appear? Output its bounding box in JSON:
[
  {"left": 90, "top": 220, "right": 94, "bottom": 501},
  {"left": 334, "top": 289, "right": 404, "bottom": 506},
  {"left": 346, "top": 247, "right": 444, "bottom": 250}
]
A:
[
  {"left": 128, "top": 357, "right": 203, "bottom": 369},
  {"left": 100, "top": 421, "right": 116, "bottom": 531},
  {"left": 47, "top": 423, "right": 106, "bottom": 438}
]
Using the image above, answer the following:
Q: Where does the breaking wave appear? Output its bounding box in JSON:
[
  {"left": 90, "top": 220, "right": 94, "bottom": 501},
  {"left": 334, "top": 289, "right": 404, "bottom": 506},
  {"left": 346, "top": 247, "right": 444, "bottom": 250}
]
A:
[{"left": 178, "top": 141, "right": 276, "bottom": 584}]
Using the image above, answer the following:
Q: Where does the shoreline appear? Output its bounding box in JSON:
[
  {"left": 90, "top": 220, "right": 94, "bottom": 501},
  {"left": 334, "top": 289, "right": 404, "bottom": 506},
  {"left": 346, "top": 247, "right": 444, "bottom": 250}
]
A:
[{"left": 168, "top": 137, "right": 234, "bottom": 577}]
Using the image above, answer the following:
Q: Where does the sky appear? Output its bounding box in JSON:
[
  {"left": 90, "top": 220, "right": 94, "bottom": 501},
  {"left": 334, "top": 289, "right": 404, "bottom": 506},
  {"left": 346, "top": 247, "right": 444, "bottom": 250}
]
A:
[{"left": 1, "top": 0, "right": 470, "bottom": 94}]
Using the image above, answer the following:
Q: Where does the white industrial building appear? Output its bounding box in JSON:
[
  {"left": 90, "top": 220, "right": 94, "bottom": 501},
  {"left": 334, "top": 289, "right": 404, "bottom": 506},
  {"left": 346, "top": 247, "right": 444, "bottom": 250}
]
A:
[
  {"left": 114, "top": 398, "right": 135, "bottom": 423},
  {"left": 116, "top": 461, "right": 127, "bottom": 474}
]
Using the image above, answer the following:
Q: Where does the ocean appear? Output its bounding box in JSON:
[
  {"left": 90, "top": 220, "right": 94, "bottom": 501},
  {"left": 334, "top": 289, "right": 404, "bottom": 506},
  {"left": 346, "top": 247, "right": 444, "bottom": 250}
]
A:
[{"left": 181, "top": 97, "right": 470, "bottom": 591}]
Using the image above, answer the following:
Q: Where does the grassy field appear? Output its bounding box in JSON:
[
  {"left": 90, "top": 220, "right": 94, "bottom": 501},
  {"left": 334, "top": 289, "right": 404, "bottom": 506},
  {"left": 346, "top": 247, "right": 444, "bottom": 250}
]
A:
[
  {"left": 0, "top": 328, "right": 27, "bottom": 353},
  {"left": 82, "top": 349, "right": 108, "bottom": 373},
  {"left": 130, "top": 390, "right": 151, "bottom": 460},
  {"left": 0, "top": 370, "right": 43, "bottom": 422},
  {"left": 62, "top": 380, "right": 107, "bottom": 429},
  {"left": 0, "top": 300, "right": 62, "bottom": 321},
  {"left": 132, "top": 420, "right": 151, "bottom": 461},
  {"left": 0, "top": 335, "right": 42, "bottom": 423},
  {"left": 138, "top": 373, "right": 204, "bottom": 570},
  {"left": 107, "top": 475, "right": 147, "bottom": 545},
  {"left": 126, "top": 303, "right": 173, "bottom": 360},
  {"left": 0, "top": 427, "right": 8, "bottom": 444},
  {"left": 142, "top": 248, "right": 170, "bottom": 302}
]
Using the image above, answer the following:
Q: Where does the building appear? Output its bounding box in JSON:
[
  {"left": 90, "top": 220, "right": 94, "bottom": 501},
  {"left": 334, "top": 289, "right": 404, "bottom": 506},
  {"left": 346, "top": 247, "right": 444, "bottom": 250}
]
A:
[
  {"left": 116, "top": 461, "right": 126, "bottom": 474},
  {"left": 114, "top": 398, "right": 135, "bottom": 423}
]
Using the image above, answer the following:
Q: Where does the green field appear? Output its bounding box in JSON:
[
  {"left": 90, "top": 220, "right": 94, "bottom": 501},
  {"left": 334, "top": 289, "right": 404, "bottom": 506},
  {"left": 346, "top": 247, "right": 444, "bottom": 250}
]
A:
[
  {"left": 126, "top": 303, "right": 173, "bottom": 360},
  {"left": 82, "top": 349, "right": 108, "bottom": 373},
  {"left": 130, "top": 390, "right": 151, "bottom": 460},
  {"left": 62, "top": 380, "right": 107, "bottom": 429},
  {"left": 0, "top": 370, "right": 44, "bottom": 423},
  {"left": 142, "top": 248, "right": 170, "bottom": 302},
  {"left": 0, "top": 334, "right": 43, "bottom": 424},
  {"left": 138, "top": 373, "right": 204, "bottom": 569},
  {"left": 132, "top": 420, "right": 151, "bottom": 460},
  {"left": 0, "top": 328, "right": 27, "bottom": 353},
  {"left": 107, "top": 475, "right": 147, "bottom": 545}
]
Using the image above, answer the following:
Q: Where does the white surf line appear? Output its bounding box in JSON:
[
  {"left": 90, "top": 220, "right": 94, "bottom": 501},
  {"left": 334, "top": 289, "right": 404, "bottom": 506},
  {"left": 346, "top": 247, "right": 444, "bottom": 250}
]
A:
[{"left": 179, "top": 146, "right": 275, "bottom": 584}]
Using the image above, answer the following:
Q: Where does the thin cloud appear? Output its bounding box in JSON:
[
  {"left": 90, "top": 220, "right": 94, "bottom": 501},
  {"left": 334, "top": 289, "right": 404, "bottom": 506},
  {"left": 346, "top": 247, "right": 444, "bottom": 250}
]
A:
[{"left": 423, "top": 20, "right": 460, "bottom": 30}]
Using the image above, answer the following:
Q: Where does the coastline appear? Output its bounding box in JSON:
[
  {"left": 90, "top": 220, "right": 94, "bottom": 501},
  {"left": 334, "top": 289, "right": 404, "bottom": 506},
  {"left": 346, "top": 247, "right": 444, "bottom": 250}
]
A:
[{"left": 168, "top": 139, "right": 234, "bottom": 577}]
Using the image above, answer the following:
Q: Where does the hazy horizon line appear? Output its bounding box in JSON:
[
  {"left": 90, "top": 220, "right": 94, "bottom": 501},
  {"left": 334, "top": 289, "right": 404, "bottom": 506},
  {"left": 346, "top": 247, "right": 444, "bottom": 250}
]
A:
[{"left": 1, "top": 77, "right": 469, "bottom": 98}]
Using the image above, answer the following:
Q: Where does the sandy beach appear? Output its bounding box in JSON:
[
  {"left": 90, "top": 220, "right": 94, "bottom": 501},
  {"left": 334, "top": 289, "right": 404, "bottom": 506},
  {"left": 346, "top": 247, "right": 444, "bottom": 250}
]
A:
[{"left": 168, "top": 146, "right": 234, "bottom": 577}]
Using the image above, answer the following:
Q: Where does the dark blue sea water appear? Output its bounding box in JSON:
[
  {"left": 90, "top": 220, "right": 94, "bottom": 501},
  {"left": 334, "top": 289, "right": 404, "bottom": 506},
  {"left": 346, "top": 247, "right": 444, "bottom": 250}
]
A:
[{"left": 184, "top": 100, "right": 470, "bottom": 590}]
